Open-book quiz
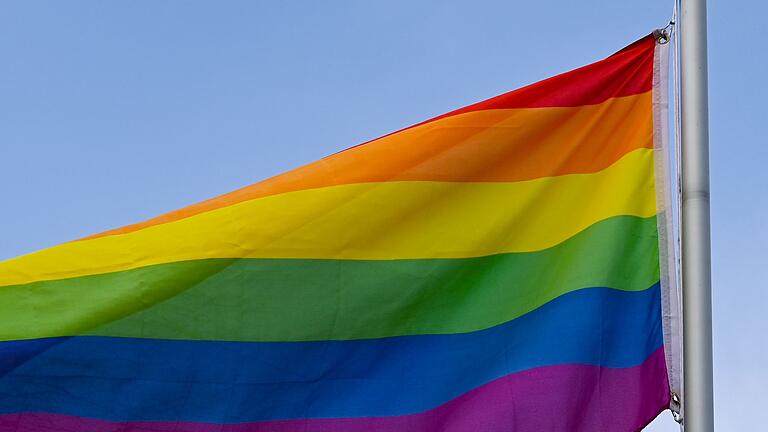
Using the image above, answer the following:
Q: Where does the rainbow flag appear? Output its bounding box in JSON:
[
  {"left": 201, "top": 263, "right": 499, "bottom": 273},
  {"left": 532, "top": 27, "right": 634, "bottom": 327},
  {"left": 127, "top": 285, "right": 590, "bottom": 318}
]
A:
[{"left": 0, "top": 35, "right": 680, "bottom": 431}]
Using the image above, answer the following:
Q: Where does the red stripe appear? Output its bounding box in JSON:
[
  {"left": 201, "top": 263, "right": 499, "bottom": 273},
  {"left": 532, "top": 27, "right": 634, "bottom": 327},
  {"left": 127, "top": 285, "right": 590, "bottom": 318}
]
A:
[
  {"left": 433, "top": 35, "right": 655, "bottom": 111},
  {"left": 339, "top": 34, "right": 655, "bottom": 154}
]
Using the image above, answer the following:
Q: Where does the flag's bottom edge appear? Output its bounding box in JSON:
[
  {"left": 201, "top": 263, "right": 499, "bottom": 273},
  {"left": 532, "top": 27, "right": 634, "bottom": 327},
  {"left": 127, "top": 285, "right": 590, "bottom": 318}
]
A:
[{"left": 0, "top": 347, "right": 670, "bottom": 432}]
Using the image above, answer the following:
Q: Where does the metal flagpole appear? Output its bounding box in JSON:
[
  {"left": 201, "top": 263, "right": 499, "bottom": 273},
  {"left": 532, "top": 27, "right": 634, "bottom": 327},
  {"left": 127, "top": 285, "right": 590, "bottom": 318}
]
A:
[{"left": 679, "top": 0, "right": 714, "bottom": 430}]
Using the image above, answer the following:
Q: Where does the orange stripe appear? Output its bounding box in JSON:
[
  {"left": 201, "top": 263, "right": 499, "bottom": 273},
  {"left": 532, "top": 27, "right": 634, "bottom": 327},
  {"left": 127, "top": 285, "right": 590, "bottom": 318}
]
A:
[{"left": 84, "top": 92, "right": 652, "bottom": 241}]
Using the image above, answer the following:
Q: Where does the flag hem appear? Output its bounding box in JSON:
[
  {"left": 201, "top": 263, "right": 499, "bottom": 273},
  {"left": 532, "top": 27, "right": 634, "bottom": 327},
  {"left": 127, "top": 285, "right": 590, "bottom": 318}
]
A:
[{"left": 652, "top": 35, "right": 683, "bottom": 410}]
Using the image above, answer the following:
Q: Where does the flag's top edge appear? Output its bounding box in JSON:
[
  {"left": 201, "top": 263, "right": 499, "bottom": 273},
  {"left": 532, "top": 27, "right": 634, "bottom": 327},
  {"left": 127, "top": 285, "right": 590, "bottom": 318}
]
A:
[
  {"left": 65, "top": 35, "right": 654, "bottom": 244},
  {"left": 396, "top": 34, "right": 655, "bottom": 126}
]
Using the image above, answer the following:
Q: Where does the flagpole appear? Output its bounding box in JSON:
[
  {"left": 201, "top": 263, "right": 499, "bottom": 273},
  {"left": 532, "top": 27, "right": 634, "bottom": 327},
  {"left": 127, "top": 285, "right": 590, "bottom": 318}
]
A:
[{"left": 679, "top": 0, "right": 714, "bottom": 430}]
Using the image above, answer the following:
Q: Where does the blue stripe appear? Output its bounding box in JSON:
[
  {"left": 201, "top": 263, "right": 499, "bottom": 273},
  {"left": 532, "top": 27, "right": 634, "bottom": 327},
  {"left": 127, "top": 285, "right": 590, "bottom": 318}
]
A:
[{"left": 0, "top": 284, "right": 662, "bottom": 422}]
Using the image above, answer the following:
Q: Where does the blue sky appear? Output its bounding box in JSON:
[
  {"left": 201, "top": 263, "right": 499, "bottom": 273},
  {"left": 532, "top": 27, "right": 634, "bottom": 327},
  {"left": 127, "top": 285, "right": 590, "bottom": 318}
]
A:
[{"left": 1, "top": 1, "right": 764, "bottom": 430}]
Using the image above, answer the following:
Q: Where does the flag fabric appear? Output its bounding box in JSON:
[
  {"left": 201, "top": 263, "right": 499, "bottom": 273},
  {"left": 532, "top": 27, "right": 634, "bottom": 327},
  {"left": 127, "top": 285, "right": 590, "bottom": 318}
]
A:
[{"left": 0, "top": 35, "right": 680, "bottom": 431}]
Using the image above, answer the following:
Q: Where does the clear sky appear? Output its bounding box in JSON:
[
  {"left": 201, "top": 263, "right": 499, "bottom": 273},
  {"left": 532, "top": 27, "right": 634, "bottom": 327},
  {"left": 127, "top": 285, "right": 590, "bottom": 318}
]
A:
[{"left": 1, "top": 1, "right": 764, "bottom": 430}]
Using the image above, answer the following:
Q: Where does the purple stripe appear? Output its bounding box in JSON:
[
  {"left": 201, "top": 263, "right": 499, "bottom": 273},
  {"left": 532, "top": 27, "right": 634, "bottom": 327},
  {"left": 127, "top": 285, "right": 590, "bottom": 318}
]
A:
[{"left": 0, "top": 348, "right": 669, "bottom": 432}]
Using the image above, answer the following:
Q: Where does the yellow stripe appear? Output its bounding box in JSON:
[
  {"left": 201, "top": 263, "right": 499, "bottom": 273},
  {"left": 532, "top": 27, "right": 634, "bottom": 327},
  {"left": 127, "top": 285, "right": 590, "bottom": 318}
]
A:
[{"left": 0, "top": 148, "right": 656, "bottom": 287}]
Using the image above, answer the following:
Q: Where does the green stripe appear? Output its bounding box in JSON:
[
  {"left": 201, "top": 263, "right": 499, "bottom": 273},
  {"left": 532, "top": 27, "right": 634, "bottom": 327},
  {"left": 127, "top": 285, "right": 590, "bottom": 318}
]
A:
[{"left": 0, "top": 215, "right": 659, "bottom": 342}]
